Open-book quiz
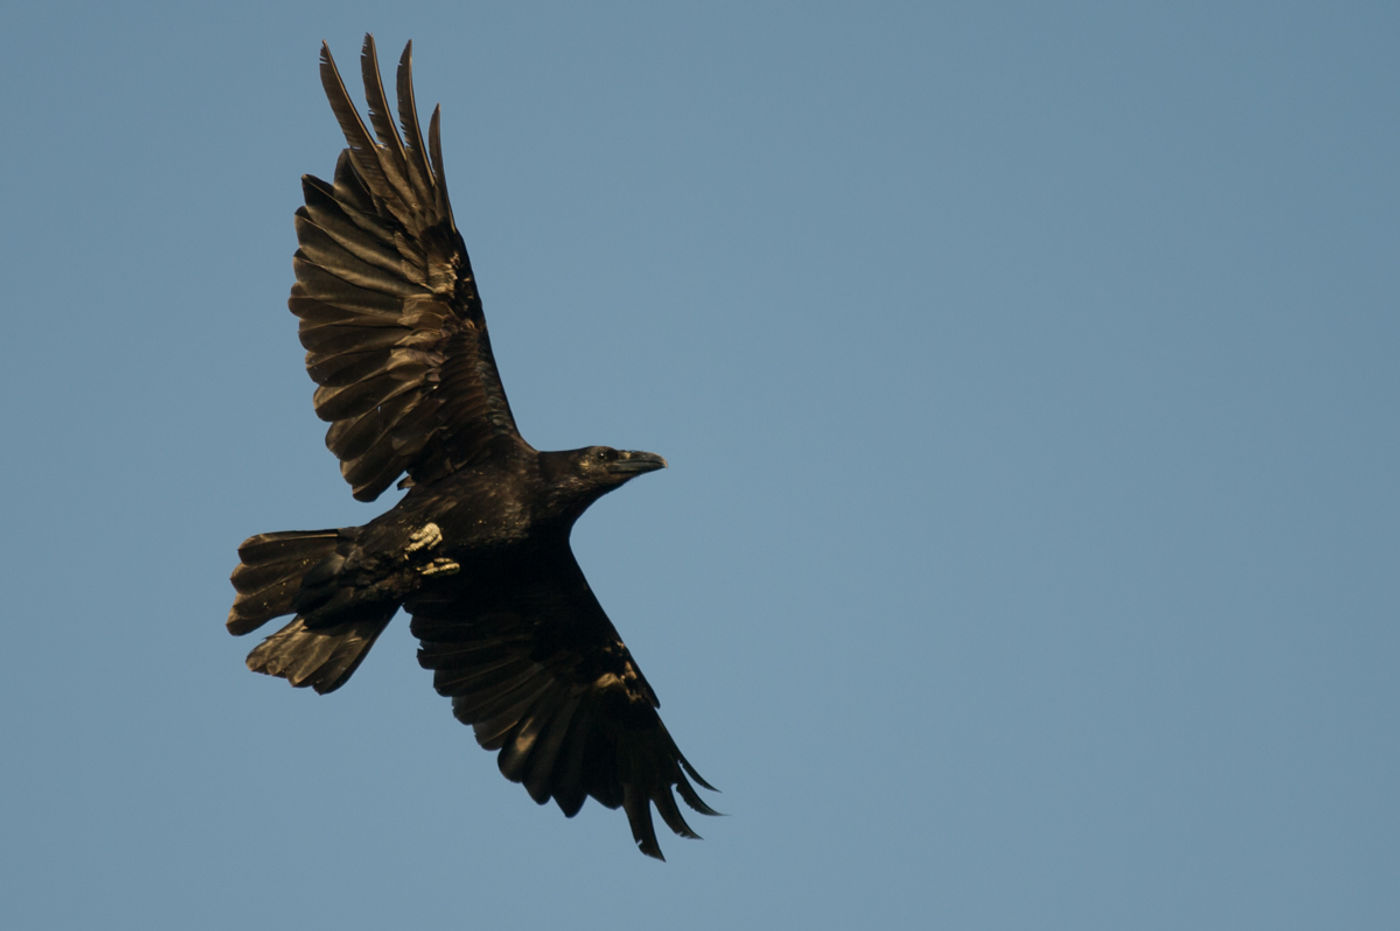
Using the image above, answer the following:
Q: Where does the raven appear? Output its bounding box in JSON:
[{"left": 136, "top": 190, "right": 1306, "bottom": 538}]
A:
[{"left": 228, "top": 35, "right": 716, "bottom": 860}]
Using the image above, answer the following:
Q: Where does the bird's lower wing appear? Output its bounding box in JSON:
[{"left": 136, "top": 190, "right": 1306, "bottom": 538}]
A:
[{"left": 406, "top": 551, "right": 716, "bottom": 860}]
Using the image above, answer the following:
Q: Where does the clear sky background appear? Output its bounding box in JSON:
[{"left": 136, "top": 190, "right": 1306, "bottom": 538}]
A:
[{"left": 3, "top": 2, "right": 1396, "bottom": 928}]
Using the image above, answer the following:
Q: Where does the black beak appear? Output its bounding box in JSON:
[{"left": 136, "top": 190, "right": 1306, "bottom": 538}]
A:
[{"left": 608, "top": 450, "right": 668, "bottom": 475}]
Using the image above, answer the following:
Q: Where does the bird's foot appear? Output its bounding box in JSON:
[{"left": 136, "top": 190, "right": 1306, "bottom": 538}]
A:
[
  {"left": 405, "top": 522, "right": 443, "bottom": 555},
  {"left": 418, "top": 557, "right": 460, "bottom": 578}
]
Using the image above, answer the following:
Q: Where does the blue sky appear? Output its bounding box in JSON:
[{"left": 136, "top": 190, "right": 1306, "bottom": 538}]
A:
[{"left": 3, "top": 2, "right": 1397, "bottom": 928}]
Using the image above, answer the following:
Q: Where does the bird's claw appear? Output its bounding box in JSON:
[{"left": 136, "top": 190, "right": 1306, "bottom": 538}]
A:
[
  {"left": 406, "top": 522, "right": 443, "bottom": 554},
  {"left": 419, "top": 557, "right": 460, "bottom": 578}
]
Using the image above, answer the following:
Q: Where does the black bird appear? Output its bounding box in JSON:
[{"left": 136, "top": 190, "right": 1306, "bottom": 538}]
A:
[{"left": 228, "top": 35, "right": 716, "bottom": 860}]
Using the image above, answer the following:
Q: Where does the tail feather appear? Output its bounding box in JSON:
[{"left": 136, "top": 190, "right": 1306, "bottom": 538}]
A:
[
  {"left": 229, "top": 530, "right": 343, "bottom": 635},
  {"left": 228, "top": 528, "right": 394, "bottom": 693},
  {"left": 246, "top": 615, "right": 392, "bottom": 694}
]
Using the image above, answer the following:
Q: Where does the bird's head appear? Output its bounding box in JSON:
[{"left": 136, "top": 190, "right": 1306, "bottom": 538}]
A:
[
  {"left": 580, "top": 446, "right": 668, "bottom": 480},
  {"left": 540, "top": 446, "right": 667, "bottom": 521}
]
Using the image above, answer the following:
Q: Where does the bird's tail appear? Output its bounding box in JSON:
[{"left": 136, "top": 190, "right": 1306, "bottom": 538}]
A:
[{"left": 227, "top": 529, "right": 395, "bottom": 694}]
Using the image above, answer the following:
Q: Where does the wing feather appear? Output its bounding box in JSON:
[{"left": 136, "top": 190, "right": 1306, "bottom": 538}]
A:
[
  {"left": 395, "top": 42, "right": 438, "bottom": 209},
  {"left": 520, "top": 690, "right": 582, "bottom": 804}
]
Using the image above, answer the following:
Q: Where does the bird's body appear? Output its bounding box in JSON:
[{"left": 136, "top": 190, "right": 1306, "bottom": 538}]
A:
[{"left": 227, "top": 35, "right": 715, "bottom": 860}]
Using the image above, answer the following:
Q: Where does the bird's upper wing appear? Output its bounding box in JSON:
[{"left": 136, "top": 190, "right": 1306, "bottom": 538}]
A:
[
  {"left": 407, "top": 545, "right": 718, "bottom": 860},
  {"left": 292, "top": 36, "right": 525, "bottom": 501}
]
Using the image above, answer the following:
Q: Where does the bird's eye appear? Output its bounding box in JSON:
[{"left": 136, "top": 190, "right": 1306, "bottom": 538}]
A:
[{"left": 596, "top": 448, "right": 614, "bottom": 462}]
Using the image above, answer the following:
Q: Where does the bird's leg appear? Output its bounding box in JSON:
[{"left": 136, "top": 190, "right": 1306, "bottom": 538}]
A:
[
  {"left": 404, "top": 522, "right": 459, "bottom": 578},
  {"left": 405, "top": 522, "right": 444, "bottom": 554}
]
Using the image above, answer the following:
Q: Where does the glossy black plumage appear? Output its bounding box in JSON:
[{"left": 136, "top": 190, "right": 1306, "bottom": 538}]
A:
[{"left": 228, "top": 35, "right": 715, "bottom": 860}]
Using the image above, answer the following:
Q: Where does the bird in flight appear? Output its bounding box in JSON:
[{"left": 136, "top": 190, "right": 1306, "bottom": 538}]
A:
[{"left": 227, "top": 34, "right": 716, "bottom": 860}]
